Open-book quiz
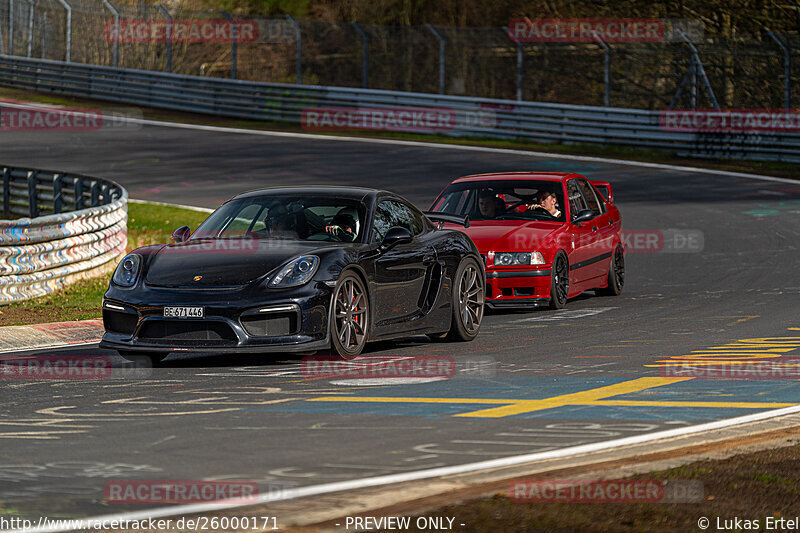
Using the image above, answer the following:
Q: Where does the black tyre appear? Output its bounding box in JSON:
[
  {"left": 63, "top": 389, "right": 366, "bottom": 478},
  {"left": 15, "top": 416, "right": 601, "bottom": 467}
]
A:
[
  {"left": 118, "top": 350, "right": 168, "bottom": 367},
  {"left": 330, "top": 271, "right": 369, "bottom": 360},
  {"left": 446, "top": 258, "right": 484, "bottom": 342},
  {"left": 549, "top": 252, "right": 569, "bottom": 310},
  {"left": 598, "top": 245, "right": 625, "bottom": 296}
]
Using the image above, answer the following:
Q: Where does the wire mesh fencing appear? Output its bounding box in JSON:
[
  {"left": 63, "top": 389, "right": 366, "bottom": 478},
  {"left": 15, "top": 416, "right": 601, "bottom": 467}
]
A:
[{"left": 0, "top": 1, "right": 797, "bottom": 110}]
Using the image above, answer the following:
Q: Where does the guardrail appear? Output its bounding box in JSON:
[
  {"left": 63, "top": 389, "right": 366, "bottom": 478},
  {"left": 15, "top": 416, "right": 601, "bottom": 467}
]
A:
[
  {"left": 0, "top": 165, "right": 127, "bottom": 304},
  {"left": 0, "top": 55, "right": 798, "bottom": 163}
]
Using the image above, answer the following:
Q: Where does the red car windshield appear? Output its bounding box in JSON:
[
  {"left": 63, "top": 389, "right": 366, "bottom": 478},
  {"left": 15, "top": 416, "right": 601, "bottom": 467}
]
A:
[{"left": 430, "top": 180, "right": 565, "bottom": 222}]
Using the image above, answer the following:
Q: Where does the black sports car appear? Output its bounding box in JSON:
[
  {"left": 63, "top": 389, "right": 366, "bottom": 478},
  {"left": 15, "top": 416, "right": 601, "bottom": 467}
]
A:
[{"left": 100, "top": 187, "right": 485, "bottom": 362}]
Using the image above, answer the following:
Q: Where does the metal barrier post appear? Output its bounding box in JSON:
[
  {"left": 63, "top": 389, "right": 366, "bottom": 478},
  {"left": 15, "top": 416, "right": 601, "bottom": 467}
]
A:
[
  {"left": 2, "top": 168, "right": 10, "bottom": 218},
  {"left": 351, "top": 22, "right": 368, "bottom": 89},
  {"left": 157, "top": 4, "right": 172, "bottom": 73},
  {"left": 27, "top": 171, "right": 39, "bottom": 218},
  {"left": 0, "top": 24, "right": 5, "bottom": 54},
  {"left": 53, "top": 174, "right": 63, "bottom": 214},
  {"left": 426, "top": 23, "right": 445, "bottom": 94},
  {"left": 74, "top": 177, "right": 84, "bottom": 210},
  {"left": 768, "top": 31, "right": 791, "bottom": 110},
  {"left": 285, "top": 14, "right": 301, "bottom": 84},
  {"left": 55, "top": 0, "right": 70, "bottom": 61},
  {"left": 592, "top": 32, "right": 611, "bottom": 107},
  {"left": 678, "top": 29, "right": 719, "bottom": 110},
  {"left": 102, "top": 0, "right": 119, "bottom": 67},
  {"left": 220, "top": 11, "right": 237, "bottom": 79}
]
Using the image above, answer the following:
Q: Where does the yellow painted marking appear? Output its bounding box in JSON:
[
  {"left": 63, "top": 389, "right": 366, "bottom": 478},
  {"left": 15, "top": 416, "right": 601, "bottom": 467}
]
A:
[{"left": 310, "top": 377, "right": 694, "bottom": 418}]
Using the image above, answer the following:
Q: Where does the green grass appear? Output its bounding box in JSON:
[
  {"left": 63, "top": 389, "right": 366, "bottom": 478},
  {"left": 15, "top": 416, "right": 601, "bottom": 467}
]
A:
[{"left": 0, "top": 202, "right": 210, "bottom": 325}]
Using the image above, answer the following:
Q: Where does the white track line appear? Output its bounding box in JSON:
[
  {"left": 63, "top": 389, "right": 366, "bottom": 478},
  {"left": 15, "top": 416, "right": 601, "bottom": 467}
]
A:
[{"left": 13, "top": 404, "right": 800, "bottom": 533}]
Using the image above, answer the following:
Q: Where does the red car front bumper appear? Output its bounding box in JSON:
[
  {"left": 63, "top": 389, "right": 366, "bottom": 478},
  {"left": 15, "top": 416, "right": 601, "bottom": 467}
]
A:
[{"left": 484, "top": 267, "right": 552, "bottom": 309}]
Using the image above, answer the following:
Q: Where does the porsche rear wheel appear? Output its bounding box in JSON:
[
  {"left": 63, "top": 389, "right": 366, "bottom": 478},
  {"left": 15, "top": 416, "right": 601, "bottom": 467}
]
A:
[
  {"left": 549, "top": 252, "right": 569, "bottom": 310},
  {"left": 447, "top": 258, "right": 484, "bottom": 342},
  {"left": 330, "top": 271, "right": 369, "bottom": 360}
]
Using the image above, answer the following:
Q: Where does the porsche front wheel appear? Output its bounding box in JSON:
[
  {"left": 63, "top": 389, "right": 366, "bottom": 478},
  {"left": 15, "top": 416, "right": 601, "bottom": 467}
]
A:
[{"left": 330, "top": 271, "right": 369, "bottom": 359}]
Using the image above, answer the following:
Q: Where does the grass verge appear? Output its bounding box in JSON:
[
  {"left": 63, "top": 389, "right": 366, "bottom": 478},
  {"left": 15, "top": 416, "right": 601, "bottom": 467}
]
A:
[
  {"left": 0, "top": 202, "right": 209, "bottom": 326},
  {"left": 362, "top": 443, "right": 800, "bottom": 533}
]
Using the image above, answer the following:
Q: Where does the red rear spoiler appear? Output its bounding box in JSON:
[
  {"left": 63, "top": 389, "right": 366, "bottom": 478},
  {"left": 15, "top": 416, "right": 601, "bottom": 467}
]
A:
[{"left": 590, "top": 180, "right": 613, "bottom": 204}]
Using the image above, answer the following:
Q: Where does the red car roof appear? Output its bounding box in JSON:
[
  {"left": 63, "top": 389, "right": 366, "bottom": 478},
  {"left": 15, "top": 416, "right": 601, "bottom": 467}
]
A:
[{"left": 451, "top": 172, "right": 582, "bottom": 183}]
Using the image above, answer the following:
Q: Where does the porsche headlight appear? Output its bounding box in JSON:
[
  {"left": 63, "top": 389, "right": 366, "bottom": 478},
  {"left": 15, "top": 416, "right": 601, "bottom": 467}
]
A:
[
  {"left": 268, "top": 255, "right": 319, "bottom": 288},
  {"left": 112, "top": 254, "right": 142, "bottom": 287},
  {"left": 494, "top": 252, "right": 545, "bottom": 266}
]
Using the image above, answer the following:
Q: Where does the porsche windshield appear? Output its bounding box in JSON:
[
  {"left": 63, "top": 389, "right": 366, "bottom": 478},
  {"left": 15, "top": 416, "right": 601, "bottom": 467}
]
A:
[
  {"left": 192, "top": 196, "right": 366, "bottom": 242},
  {"left": 430, "top": 180, "right": 565, "bottom": 222}
]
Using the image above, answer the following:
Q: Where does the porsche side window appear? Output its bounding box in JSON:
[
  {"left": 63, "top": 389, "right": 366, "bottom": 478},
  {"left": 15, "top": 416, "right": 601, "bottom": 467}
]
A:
[
  {"left": 221, "top": 203, "right": 264, "bottom": 237},
  {"left": 578, "top": 179, "right": 604, "bottom": 216},
  {"left": 373, "top": 200, "right": 416, "bottom": 242}
]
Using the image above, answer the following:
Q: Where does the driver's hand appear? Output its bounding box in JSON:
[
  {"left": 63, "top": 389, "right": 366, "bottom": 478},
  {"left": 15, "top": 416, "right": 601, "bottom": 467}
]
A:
[
  {"left": 325, "top": 225, "right": 342, "bottom": 236},
  {"left": 528, "top": 203, "right": 541, "bottom": 211}
]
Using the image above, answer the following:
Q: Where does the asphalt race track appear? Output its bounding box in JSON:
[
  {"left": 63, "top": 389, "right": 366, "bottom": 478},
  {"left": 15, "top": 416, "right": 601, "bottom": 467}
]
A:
[{"left": 2, "top": 121, "right": 800, "bottom": 524}]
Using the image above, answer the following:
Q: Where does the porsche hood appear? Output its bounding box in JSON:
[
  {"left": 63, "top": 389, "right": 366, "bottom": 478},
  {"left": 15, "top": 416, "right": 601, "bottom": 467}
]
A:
[{"left": 141, "top": 239, "right": 332, "bottom": 287}]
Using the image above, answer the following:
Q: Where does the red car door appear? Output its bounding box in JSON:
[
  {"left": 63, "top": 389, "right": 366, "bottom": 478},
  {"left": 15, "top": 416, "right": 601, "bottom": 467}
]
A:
[
  {"left": 564, "top": 179, "right": 600, "bottom": 290},
  {"left": 577, "top": 178, "right": 615, "bottom": 281}
]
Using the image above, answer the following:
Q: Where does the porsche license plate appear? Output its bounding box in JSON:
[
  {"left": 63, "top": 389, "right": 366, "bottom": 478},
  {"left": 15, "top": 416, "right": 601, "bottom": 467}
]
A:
[{"left": 163, "top": 306, "right": 204, "bottom": 319}]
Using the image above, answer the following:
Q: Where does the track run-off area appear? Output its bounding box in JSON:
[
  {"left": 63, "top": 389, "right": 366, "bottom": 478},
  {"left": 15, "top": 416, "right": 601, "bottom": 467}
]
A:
[{"left": 1, "top": 115, "right": 800, "bottom": 529}]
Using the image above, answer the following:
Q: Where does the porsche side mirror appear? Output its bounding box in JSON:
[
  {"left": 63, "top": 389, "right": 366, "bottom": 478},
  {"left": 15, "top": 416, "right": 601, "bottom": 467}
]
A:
[
  {"left": 572, "top": 210, "right": 595, "bottom": 225},
  {"left": 380, "top": 226, "right": 413, "bottom": 251},
  {"left": 172, "top": 226, "right": 191, "bottom": 243}
]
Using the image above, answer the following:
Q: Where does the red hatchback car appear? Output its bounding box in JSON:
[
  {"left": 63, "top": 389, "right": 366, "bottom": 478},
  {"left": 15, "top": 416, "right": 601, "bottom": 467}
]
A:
[{"left": 427, "top": 172, "right": 624, "bottom": 310}]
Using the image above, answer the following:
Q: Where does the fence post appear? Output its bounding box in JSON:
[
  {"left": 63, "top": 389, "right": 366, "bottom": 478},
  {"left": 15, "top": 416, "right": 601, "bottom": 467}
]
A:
[
  {"left": 503, "top": 27, "right": 524, "bottom": 101},
  {"left": 9, "top": 0, "right": 14, "bottom": 56},
  {"left": 351, "top": 21, "right": 368, "bottom": 89},
  {"left": 25, "top": 0, "right": 33, "bottom": 58},
  {"left": 156, "top": 4, "right": 172, "bottom": 73},
  {"left": 678, "top": 29, "right": 719, "bottom": 110},
  {"left": 592, "top": 32, "right": 610, "bottom": 107},
  {"left": 426, "top": 23, "right": 445, "bottom": 94},
  {"left": 219, "top": 11, "right": 237, "bottom": 79},
  {"left": 55, "top": 0, "right": 70, "bottom": 61},
  {"left": 102, "top": 0, "right": 119, "bottom": 67},
  {"left": 285, "top": 14, "right": 301, "bottom": 84},
  {"left": 767, "top": 31, "right": 791, "bottom": 110},
  {"left": 40, "top": 11, "right": 45, "bottom": 57}
]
